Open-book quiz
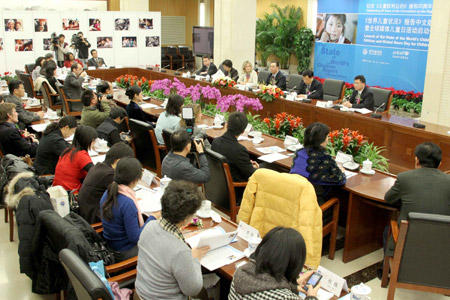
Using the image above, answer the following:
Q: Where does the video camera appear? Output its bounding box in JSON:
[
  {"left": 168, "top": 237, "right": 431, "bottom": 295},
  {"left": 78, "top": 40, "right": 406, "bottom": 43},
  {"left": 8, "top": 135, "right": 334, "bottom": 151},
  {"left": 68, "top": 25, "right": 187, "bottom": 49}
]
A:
[
  {"left": 50, "top": 32, "right": 59, "bottom": 46},
  {"left": 71, "top": 33, "right": 83, "bottom": 49},
  {"left": 182, "top": 107, "right": 203, "bottom": 152}
]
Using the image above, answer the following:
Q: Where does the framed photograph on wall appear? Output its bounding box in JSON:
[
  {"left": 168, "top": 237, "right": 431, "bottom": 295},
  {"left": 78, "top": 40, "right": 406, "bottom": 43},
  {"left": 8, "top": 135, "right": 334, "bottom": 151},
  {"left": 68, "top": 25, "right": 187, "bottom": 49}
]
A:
[
  {"left": 62, "top": 18, "right": 80, "bottom": 30},
  {"left": 115, "top": 18, "right": 130, "bottom": 31},
  {"left": 0, "top": 39, "right": 3, "bottom": 51},
  {"left": 43, "top": 38, "right": 52, "bottom": 50},
  {"left": 34, "top": 19, "right": 48, "bottom": 32},
  {"left": 89, "top": 18, "right": 101, "bottom": 31},
  {"left": 15, "top": 39, "right": 33, "bottom": 51},
  {"left": 4, "top": 19, "right": 24, "bottom": 32},
  {"left": 97, "top": 37, "right": 113, "bottom": 48},
  {"left": 139, "top": 18, "right": 153, "bottom": 29},
  {"left": 145, "top": 36, "right": 159, "bottom": 47},
  {"left": 122, "top": 36, "right": 137, "bottom": 48}
]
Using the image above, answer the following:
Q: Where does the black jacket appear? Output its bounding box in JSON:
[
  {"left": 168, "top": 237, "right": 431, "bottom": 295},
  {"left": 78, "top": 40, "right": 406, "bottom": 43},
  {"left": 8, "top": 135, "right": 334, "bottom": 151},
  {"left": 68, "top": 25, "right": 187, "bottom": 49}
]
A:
[
  {"left": 224, "top": 67, "right": 239, "bottom": 81},
  {"left": 97, "top": 117, "right": 121, "bottom": 147},
  {"left": 265, "top": 71, "right": 287, "bottom": 91},
  {"left": 5, "top": 172, "right": 53, "bottom": 278},
  {"left": 78, "top": 162, "right": 114, "bottom": 224},
  {"left": 196, "top": 62, "right": 218, "bottom": 76},
  {"left": 211, "top": 131, "right": 256, "bottom": 182},
  {"left": 75, "top": 39, "right": 91, "bottom": 59},
  {"left": 87, "top": 57, "right": 106, "bottom": 68},
  {"left": 349, "top": 86, "right": 374, "bottom": 110},
  {"left": 126, "top": 101, "right": 154, "bottom": 124},
  {"left": 0, "top": 122, "right": 38, "bottom": 157},
  {"left": 298, "top": 78, "right": 323, "bottom": 100},
  {"left": 34, "top": 129, "right": 69, "bottom": 175}
]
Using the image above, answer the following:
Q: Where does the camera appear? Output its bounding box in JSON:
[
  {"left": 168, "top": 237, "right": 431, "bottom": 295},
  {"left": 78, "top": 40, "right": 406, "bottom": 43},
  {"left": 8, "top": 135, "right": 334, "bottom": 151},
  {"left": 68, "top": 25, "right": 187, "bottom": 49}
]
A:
[
  {"left": 71, "top": 34, "right": 82, "bottom": 48},
  {"left": 50, "top": 32, "right": 59, "bottom": 45},
  {"left": 183, "top": 107, "right": 204, "bottom": 152}
]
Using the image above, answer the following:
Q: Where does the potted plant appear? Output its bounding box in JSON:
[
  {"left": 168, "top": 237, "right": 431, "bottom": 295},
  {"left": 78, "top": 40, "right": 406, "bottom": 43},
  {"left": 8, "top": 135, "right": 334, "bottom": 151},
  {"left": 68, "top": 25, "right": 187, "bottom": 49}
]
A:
[
  {"left": 294, "top": 27, "right": 315, "bottom": 73},
  {"left": 256, "top": 84, "right": 284, "bottom": 102}
]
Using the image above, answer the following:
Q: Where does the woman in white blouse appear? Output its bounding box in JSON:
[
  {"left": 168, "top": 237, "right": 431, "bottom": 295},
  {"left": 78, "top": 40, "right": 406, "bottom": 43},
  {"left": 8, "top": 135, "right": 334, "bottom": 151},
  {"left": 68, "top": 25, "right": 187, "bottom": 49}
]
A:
[{"left": 238, "top": 61, "right": 258, "bottom": 85}]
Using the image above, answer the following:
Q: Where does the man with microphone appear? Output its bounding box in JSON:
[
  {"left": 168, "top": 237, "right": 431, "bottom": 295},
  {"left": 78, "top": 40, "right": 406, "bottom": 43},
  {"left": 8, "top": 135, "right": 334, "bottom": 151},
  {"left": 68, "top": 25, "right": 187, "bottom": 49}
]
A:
[
  {"left": 196, "top": 55, "right": 218, "bottom": 76},
  {"left": 297, "top": 70, "right": 323, "bottom": 100},
  {"left": 343, "top": 75, "right": 374, "bottom": 110}
]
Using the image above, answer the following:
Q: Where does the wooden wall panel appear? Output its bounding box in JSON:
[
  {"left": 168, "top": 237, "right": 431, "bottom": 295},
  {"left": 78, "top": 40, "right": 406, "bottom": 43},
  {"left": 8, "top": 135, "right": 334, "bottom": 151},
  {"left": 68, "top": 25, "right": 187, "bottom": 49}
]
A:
[
  {"left": 149, "top": 0, "right": 199, "bottom": 47},
  {"left": 108, "top": 0, "right": 120, "bottom": 11}
]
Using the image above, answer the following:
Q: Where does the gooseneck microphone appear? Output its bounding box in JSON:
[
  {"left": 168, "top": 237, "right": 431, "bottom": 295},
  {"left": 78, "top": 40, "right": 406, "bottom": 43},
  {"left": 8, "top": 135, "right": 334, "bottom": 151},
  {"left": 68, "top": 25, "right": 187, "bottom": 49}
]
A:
[{"left": 370, "top": 103, "right": 385, "bottom": 118}]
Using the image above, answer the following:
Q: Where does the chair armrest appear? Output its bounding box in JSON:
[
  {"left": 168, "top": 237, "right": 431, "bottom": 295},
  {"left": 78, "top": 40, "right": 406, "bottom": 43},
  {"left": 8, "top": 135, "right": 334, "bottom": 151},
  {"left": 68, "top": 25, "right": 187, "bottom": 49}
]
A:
[
  {"left": 91, "top": 222, "right": 102, "bottom": 230},
  {"left": 105, "top": 256, "right": 138, "bottom": 274},
  {"left": 66, "top": 99, "right": 81, "bottom": 102},
  {"left": 157, "top": 145, "right": 166, "bottom": 150},
  {"left": 320, "top": 197, "right": 339, "bottom": 212},
  {"left": 49, "top": 93, "right": 59, "bottom": 97},
  {"left": 107, "top": 269, "right": 137, "bottom": 284},
  {"left": 233, "top": 182, "right": 248, "bottom": 188},
  {"left": 390, "top": 220, "right": 399, "bottom": 244}
]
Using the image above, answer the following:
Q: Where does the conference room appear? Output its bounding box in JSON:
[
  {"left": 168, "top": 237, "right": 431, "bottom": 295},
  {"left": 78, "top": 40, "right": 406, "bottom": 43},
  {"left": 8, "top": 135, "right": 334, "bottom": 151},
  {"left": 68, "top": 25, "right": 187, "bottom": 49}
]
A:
[{"left": 0, "top": 0, "right": 449, "bottom": 300}]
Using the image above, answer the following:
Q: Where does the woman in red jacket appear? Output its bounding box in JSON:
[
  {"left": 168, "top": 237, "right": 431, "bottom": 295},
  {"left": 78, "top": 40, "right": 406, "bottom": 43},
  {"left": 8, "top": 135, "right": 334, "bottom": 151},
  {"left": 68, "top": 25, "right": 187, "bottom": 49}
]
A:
[{"left": 64, "top": 52, "right": 83, "bottom": 68}]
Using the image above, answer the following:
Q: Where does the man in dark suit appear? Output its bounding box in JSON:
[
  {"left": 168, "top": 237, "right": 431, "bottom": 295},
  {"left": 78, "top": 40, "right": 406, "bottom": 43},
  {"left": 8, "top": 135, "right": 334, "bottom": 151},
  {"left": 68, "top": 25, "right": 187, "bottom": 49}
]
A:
[
  {"left": 0, "top": 103, "right": 38, "bottom": 157},
  {"left": 343, "top": 75, "right": 374, "bottom": 110},
  {"left": 63, "top": 63, "right": 87, "bottom": 100},
  {"left": 221, "top": 59, "right": 239, "bottom": 81},
  {"left": 211, "top": 112, "right": 259, "bottom": 183},
  {"left": 87, "top": 49, "right": 107, "bottom": 68},
  {"left": 265, "top": 61, "right": 287, "bottom": 90},
  {"left": 196, "top": 55, "right": 218, "bottom": 76},
  {"left": 384, "top": 142, "right": 450, "bottom": 256},
  {"left": 297, "top": 70, "right": 323, "bottom": 100}
]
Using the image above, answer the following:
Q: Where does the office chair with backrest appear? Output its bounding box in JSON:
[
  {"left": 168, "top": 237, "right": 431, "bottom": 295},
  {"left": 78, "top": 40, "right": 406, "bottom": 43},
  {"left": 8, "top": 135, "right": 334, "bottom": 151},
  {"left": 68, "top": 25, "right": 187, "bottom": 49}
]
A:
[
  {"left": 161, "top": 47, "right": 170, "bottom": 68},
  {"left": 178, "top": 46, "right": 195, "bottom": 71},
  {"left": 203, "top": 149, "right": 246, "bottom": 222},
  {"left": 166, "top": 46, "right": 182, "bottom": 70},
  {"left": 25, "top": 63, "right": 35, "bottom": 74},
  {"left": 383, "top": 212, "right": 450, "bottom": 300},
  {"left": 56, "top": 84, "right": 82, "bottom": 116},
  {"left": 19, "top": 72, "right": 43, "bottom": 100},
  {"left": 323, "top": 79, "right": 345, "bottom": 101},
  {"left": 257, "top": 70, "right": 270, "bottom": 84},
  {"left": 41, "top": 81, "right": 62, "bottom": 112},
  {"left": 128, "top": 118, "right": 165, "bottom": 177},
  {"left": 371, "top": 87, "right": 393, "bottom": 113},
  {"left": 162, "top": 128, "right": 174, "bottom": 153},
  {"left": 287, "top": 74, "right": 302, "bottom": 91}
]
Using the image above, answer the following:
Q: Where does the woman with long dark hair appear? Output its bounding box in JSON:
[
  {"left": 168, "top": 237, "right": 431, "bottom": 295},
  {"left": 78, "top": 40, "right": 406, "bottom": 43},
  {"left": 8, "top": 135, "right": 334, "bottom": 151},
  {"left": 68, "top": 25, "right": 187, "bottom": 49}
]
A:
[
  {"left": 125, "top": 85, "right": 153, "bottom": 123},
  {"left": 229, "top": 227, "right": 320, "bottom": 299},
  {"left": 53, "top": 125, "right": 97, "bottom": 191},
  {"left": 34, "top": 116, "right": 77, "bottom": 175},
  {"left": 32, "top": 56, "right": 45, "bottom": 81},
  {"left": 100, "top": 157, "right": 159, "bottom": 261}
]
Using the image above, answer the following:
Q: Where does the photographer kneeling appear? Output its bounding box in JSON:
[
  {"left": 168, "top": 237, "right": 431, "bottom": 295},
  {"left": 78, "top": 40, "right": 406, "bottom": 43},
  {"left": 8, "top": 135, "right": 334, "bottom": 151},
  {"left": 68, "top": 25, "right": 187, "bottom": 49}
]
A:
[{"left": 161, "top": 130, "right": 210, "bottom": 184}]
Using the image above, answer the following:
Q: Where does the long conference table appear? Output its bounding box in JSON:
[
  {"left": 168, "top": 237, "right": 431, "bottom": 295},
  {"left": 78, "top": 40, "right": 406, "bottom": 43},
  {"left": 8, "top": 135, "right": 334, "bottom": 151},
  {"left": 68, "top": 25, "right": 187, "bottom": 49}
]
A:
[{"left": 86, "top": 67, "right": 450, "bottom": 175}]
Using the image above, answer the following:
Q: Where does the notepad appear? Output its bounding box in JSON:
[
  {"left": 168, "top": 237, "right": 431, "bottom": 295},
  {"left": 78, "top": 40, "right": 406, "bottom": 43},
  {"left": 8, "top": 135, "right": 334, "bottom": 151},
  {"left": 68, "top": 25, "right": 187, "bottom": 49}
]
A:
[
  {"left": 140, "top": 103, "right": 158, "bottom": 109},
  {"left": 350, "top": 108, "right": 372, "bottom": 114},
  {"left": 255, "top": 146, "right": 286, "bottom": 154},
  {"left": 258, "top": 153, "right": 289, "bottom": 163},
  {"left": 31, "top": 123, "right": 49, "bottom": 132},
  {"left": 136, "top": 188, "right": 162, "bottom": 213}
]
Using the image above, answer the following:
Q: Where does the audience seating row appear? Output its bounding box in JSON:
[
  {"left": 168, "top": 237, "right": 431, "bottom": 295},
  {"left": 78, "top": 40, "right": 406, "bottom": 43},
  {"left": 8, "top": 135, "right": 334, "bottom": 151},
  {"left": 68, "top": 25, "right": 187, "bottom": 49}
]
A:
[{"left": 161, "top": 46, "right": 195, "bottom": 71}]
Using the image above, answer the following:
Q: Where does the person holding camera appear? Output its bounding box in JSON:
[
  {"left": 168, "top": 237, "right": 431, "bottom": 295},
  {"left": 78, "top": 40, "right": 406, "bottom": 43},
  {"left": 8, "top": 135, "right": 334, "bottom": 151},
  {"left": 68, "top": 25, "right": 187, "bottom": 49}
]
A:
[
  {"left": 176, "top": 103, "right": 210, "bottom": 149},
  {"left": 96, "top": 81, "right": 117, "bottom": 108},
  {"left": 97, "top": 107, "right": 132, "bottom": 147},
  {"left": 161, "top": 130, "right": 210, "bottom": 184},
  {"left": 50, "top": 34, "right": 71, "bottom": 68},
  {"left": 80, "top": 89, "right": 111, "bottom": 129},
  {"left": 73, "top": 32, "right": 91, "bottom": 66}
]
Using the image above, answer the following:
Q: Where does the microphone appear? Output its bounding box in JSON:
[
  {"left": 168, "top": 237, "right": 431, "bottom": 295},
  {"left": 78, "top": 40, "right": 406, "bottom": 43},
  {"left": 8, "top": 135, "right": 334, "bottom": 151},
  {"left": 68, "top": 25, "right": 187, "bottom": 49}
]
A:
[
  {"left": 174, "top": 66, "right": 184, "bottom": 76},
  {"left": 370, "top": 103, "right": 385, "bottom": 118},
  {"left": 286, "top": 86, "right": 297, "bottom": 93},
  {"left": 160, "top": 64, "right": 170, "bottom": 73}
]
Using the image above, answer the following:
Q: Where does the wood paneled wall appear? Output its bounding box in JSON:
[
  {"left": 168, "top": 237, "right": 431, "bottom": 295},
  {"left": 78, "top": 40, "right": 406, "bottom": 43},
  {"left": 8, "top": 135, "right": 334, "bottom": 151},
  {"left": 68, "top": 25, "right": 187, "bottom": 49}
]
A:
[
  {"left": 149, "top": 0, "right": 199, "bottom": 47},
  {"left": 107, "top": 0, "right": 120, "bottom": 11}
]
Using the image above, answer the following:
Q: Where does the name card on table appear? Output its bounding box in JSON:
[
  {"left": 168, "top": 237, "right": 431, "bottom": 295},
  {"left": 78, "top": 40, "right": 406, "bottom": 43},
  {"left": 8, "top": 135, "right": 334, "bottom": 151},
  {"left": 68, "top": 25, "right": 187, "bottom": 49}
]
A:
[
  {"left": 317, "top": 266, "right": 349, "bottom": 297},
  {"left": 237, "top": 221, "right": 260, "bottom": 242},
  {"left": 88, "top": 66, "right": 96, "bottom": 70},
  {"left": 244, "top": 124, "right": 252, "bottom": 135},
  {"left": 141, "top": 169, "right": 156, "bottom": 186},
  {"left": 214, "top": 114, "right": 225, "bottom": 125},
  {"left": 285, "top": 93, "right": 296, "bottom": 101},
  {"left": 335, "top": 151, "right": 353, "bottom": 164},
  {"left": 316, "top": 101, "right": 327, "bottom": 108},
  {"left": 116, "top": 65, "right": 123, "bottom": 69},
  {"left": 284, "top": 135, "right": 303, "bottom": 152}
]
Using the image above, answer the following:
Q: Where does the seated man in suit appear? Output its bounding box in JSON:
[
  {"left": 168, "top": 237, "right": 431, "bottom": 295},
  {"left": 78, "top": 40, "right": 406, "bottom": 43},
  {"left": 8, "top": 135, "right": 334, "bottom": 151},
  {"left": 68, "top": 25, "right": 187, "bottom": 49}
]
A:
[
  {"left": 384, "top": 142, "right": 450, "bottom": 257},
  {"left": 211, "top": 112, "right": 259, "bottom": 183},
  {"left": 343, "top": 75, "right": 374, "bottom": 110},
  {"left": 161, "top": 130, "right": 210, "bottom": 184},
  {"left": 221, "top": 59, "right": 239, "bottom": 81},
  {"left": 265, "top": 61, "right": 287, "bottom": 91},
  {"left": 196, "top": 55, "right": 218, "bottom": 76},
  {"left": 5, "top": 79, "right": 43, "bottom": 129},
  {"left": 87, "top": 49, "right": 107, "bottom": 68},
  {"left": 0, "top": 103, "right": 38, "bottom": 157},
  {"left": 63, "top": 62, "right": 87, "bottom": 100},
  {"left": 297, "top": 70, "right": 323, "bottom": 100}
]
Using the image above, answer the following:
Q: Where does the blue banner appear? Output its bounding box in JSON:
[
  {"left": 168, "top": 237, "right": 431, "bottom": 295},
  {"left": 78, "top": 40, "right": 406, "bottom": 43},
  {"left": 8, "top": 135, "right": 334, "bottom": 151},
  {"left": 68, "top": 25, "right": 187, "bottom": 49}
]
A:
[{"left": 314, "top": 0, "right": 432, "bottom": 92}]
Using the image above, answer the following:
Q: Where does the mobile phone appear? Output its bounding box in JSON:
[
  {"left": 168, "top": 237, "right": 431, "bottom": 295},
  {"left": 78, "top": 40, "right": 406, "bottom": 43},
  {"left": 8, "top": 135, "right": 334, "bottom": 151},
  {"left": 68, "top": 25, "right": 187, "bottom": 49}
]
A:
[{"left": 303, "top": 272, "right": 323, "bottom": 291}]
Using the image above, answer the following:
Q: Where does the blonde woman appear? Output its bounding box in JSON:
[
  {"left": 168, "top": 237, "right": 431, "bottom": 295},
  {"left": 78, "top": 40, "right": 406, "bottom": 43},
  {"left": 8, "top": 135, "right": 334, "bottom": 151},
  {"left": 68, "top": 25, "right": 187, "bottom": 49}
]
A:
[
  {"left": 176, "top": 103, "right": 211, "bottom": 148},
  {"left": 238, "top": 61, "right": 258, "bottom": 85}
]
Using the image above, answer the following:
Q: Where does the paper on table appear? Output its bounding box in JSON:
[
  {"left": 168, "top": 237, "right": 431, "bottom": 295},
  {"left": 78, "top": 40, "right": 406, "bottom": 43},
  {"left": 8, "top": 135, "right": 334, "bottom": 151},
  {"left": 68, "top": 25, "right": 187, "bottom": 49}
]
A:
[
  {"left": 186, "top": 226, "right": 237, "bottom": 251},
  {"left": 200, "top": 245, "right": 244, "bottom": 271},
  {"left": 258, "top": 153, "right": 289, "bottom": 163},
  {"left": 137, "top": 189, "right": 163, "bottom": 213},
  {"left": 344, "top": 170, "right": 357, "bottom": 179},
  {"left": 91, "top": 155, "right": 105, "bottom": 165},
  {"left": 140, "top": 103, "right": 158, "bottom": 109},
  {"left": 299, "top": 288, "right": 334, "bottom": 300},
  {"left": 350, "top": 108, "right": 372, "bottom": 114},
  {"left": 238, "top": 135, "right": 252, "bottom": 141},
  {"left": 31, "top": 123, "right": 49, "bottom": 132},
  {"left": 255, "top": 146, "right": 286, "bottom": 154}
]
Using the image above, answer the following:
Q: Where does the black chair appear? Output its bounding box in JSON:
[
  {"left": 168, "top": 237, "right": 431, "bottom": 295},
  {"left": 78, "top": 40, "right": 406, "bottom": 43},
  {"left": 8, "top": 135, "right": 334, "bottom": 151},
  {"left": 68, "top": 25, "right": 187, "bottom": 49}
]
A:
[
  {"left": 15, "top": 69, "right": 23, "bottom": 79},
  {"left": 257, "top": 70, "right": 270, "bottom": 84},
  {"left": 162, "top": 128, "right": 174, "bottom": 153},
  {"left": 19, "top": 72, "right": 43, "bottom": 100},
  {"left": 25, "top": 63, "right": 35, "bottom": 74},
  {"left": 41, "top": 81, "right": 62, "bottom": 112},
  {"left": 371, "top": 87, "right": 393, "bottom": 112},
  {"left": 128, "top": 118, "right": 165, "bottom": 177},
  {"left": 203, "top": 149, "right": 246, "bottom": 222},
  {"left": 323, "top": 79, "right": 345, "bottom": 101},
  {"left": 287, "top": 74, "right": 302, "bottom": 91},
  {"left": 383, "top": 212, "right": 450, "bottom": 300},
  {"left": 56, "top": 84, "right": 82, "bottom": 116},
  {"left": 166, "top": 46, "right": 182, "bottom": 70},
  {"left": 178, "top": 46, "right": 195, "bottom": 71},
  {"left": 161, "top": 47, "right": 170, "bottom": 68}
]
